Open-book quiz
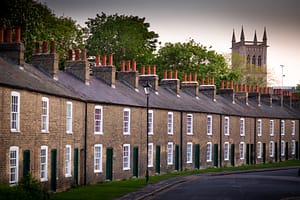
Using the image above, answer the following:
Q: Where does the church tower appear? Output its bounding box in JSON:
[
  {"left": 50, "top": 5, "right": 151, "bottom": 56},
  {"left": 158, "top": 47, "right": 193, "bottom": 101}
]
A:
[{"left": 231, "top": 26, "right": 268, "bottom": 86}]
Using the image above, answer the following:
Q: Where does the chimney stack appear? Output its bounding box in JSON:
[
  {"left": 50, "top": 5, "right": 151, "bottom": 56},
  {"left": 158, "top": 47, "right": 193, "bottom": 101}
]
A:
[
  {"left": 117, "top": 60, "right": 139, "bottom": 90},
  {"left": 139, "top": 65, "right": 159, "bottom": 92},
  {"left": 92, "top": 54, "right": 116, "bottom": 88},
  {"left": 181, "top": 72, "right": 199, "bottom": 97},
  {"left": 234, "top": 84, "right": 248, "bottom": 105},
  {"left": 160, "top": 70, "right": 180, "bottom": 95},
  {"left": 199, "top": 77, "right": 216, "bottom": 100},
  {"left": 218, "top": 80, "right": 235, "bottom": 103}
]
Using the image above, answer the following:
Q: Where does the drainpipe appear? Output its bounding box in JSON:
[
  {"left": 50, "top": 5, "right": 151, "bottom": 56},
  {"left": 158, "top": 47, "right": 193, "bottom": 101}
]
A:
[
  {"left": 180, "top": 111, "right": 183, "bottom": 171},
  {"left": 254, "top": 118, "right": 257, "bottom": 165},
  {"left": 219, "top": 114, "right": 222, "bottom": 168},
  {"left": 84, "top": 102, "right": 88, "bottom": 185},
  {"left": 279, "top": 118, "right": 282, "bottom": 162}
]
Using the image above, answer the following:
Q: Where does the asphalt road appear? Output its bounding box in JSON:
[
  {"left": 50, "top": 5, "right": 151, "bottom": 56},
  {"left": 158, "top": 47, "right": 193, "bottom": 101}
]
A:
[{"left": 150, "top": 168, "right": 300, "bottom": 200}]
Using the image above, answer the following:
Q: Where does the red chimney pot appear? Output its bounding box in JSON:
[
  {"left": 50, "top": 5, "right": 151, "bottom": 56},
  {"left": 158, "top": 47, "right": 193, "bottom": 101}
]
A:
[
  {"left": 0, "top": 28, "right": 3, "bottom": 43},
  {"left": 15, "top": 27, "right": 21, "bottom": 43},
  {"left": 95, "top": 54, "right": 100, "bottom": 66},
  {"left": 102, "top": 55, "right": 107, "bottom": 65},
  {"left": 108, "top": 54, "right": 113, "bottom": 65}
]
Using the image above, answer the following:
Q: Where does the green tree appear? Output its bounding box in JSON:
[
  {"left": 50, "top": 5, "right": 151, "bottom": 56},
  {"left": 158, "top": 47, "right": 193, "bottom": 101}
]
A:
[
  {"left": 85, "top": 13, "right": 159, "bottom": 68},
  {"left": 0, "top": 0, "right": 84, "bottom": 68},
  {"left": 154, "top": 40, "right": 241, "bottom": 88}
]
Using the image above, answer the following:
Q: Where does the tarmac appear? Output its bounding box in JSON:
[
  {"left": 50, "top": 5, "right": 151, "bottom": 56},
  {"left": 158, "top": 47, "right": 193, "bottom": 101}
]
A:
[{"left": 116, "top": 166, "right": 300, "bottom": 200}]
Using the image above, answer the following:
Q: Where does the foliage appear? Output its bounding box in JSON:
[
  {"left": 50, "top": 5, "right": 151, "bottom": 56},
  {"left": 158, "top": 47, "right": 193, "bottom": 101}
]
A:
[
  {"left": 0, "top": 0, "right": 84, "bottom": 68},
  {"left": 85, "top": 12, "right": 159, "bottom": 68},
  {"left": 154, "top": 40, "right": 241, "bottom": 88},
  {"left": 0, "top": 173, "right": 49, "bottom": 200}
]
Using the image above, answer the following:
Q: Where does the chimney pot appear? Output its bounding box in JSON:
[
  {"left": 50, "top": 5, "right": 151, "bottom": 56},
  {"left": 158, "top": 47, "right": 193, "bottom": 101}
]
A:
[
  {"left": 102, "top": 55, "right": 107, "bottom": 65},
  {"left": 121, "top": 60, "right": 125, "bottom": 71},
  {"left": 259, "top": 87, "right": 263, "bottom": 93},
  {"left": 235, "top": 84, "right": 238, "bottom": 92},
  {"left": 75, "top": 49, "right": 80, "bottom": 60},
  {"left": 201, "top": 77, "right": 204, "bottom": 85},
  {"left": 255, "top": 85, "right": 258, "bottom": 92},
  {"left": 174, "top": 70, "right": 178, "bottom": 79},
  {"left": 267, "top": 87, "right": 270, "bottom": 94},
  {"left": 188, "top": 73, "right": 192, "bottom": 82},
  {"left": 68, "top": 49, "right": 73, "bottom": 61},
  {"left": 211, "top": 77, "right": 215, "bottom": 85},
  {"left": 146, "top": 65, "right": 151, "bottom": 74},
  {"left": 206, "top": 77, "right": 209, "bottom": 85},
  {"left": 42, "top": 41, "right": 48, "bottom": 53},
  {"left": 50, "top": 41, "right": 55, "bottom": 54},
  {"left": 230, "top": 80, "right": 233, "bottom": 88},
  {"left": 95, "top": 54, "right": 100, "bottom": 66},
  {"left": 81, "top": 48, "right": 87, "bottom": 60},
  {"left": 132, "top": 60, "right": 136, "bottom": 71},
  {"left": 247, "top": 85, "right": 250, "bottom": 92},
  {"left": 183, "top": 73, "right": 187, "bottom": 81},
  {"left": 225, "top": 80, "right": 229, "bottom": 88},
  {"left": 221, "top": 81, "right": 224, "bottom": 89},
  {"left": 108, "top": 54, "right": 113, "bottom": 65},
  {"left": 6, "top": 28, "right": 12, "bottom": 43},
  {"left": 141, "top": 65, "right": 145, "bottom": 75},
  {"left": 35, "top": 42, "right": 40, "bottom": 54},
  {"left": 152, "top": 65, "right": 156, "bottom": 75},
  {"left": 163, "top": 70, "right": 167, "bottom": 79},
  {"left": 263, "top": 87, "right": 267, "bottom": 94},
  {"left": 15, "top": 27, "right": 21, "bottom": 43},
  {"left": 168, "top": 70, "right": 173, "bottom": 79},
  {"left": 0, "top": 28, "right": 3, "bottom": 43},
  {"left": 194, "top": 73, "right": 197, "bottom": 82},
  {"left": 243, "top": 84, "right": 247, "bottom": 92},
  {"left": 126, "top": 60, "right": 131, "bottom": 71}
]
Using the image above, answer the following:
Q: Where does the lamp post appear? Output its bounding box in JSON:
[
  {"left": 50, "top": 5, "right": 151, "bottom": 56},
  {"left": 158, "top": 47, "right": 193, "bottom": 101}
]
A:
[{"left": 143, "top": 81, "right": 151, "bottom": 184}]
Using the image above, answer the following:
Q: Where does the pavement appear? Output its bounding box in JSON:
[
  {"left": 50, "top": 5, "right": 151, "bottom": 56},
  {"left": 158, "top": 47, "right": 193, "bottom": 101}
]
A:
[{"left": 116, "top": 166, "right": 300, "bottom": 200}]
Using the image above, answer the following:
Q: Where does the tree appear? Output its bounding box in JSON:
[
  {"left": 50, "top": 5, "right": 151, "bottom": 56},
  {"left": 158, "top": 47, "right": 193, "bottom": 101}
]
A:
[
  {"left": 0, "top": 0, "right": 84, "bottom": 68},
  {"left": 154, "top": 40, "right": 241, "bottom": 88},
  {"left": 85, "top": 13, "right": 159, "bottom": 68}
]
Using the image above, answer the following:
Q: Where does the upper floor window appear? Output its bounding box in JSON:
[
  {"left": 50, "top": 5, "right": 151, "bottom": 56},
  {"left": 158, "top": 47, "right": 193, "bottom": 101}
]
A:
[
  {"left": 66, "top": 102, "right": 72, "bottom": 134},
  {"left": 94, "top": 144, "right": 103, "bottom": 173},
  {"left": 291, "top": 140, "right": 296, "bottom": 155},
  {"left": 224, "top": 142, "right": 229, "bottom": 161},
  {"left": 65, "top": 145, "right": 72, "bottom": 177},
  {"left": 257, "top": 142, "right": 262, "bottom": 158},
  {"left": 167, "top": 142, "right": 173, "bottom": 165},
  {"left": 167, "top": 112, "right": 174, "bottom": 135},
  {"left": 11, "top": 91, "right": 20, "bottom": 132},
  {"left": 269, "top": 141, "right": 274, "bottom": 158},
  {"left": 291, "top": 121, "right": 295, "bottom": 136},
  {"left": 41, "top": 97, "right": 49, "bottom": 132},
  {"left": 123, "top": 108, "right": 131, "bottom": 135},
  {"left": 257, "top": 55, "right": 262, "bottom": 66},
  {"left": 252, "top": 55, "right": 256, "bottom": 65},
  {"left": 40, "top": 145, "right": 48, "bottom": 181},
  {"left": 224, "top": 116, "right": 230, "bottom": 136},
  {"left": 240, "top": 118, "right": 245, "bottom": 136},
  {"left": 94, "top": 106, "right": 103, "bottom": 134},
  {"left": 207, "top": 115, "right": 212, "bottom": 135},
  {"left": 206, "top": 142, "right": 212, "bottom": 162},
  {"left": 240, "top": 142, "right": 245, "bottom": 160},
  {"left": 148, "top": 110, "right": 154, "bottom": 135},
  {"left": 257, "top": 119, "right": 262, "bottom": 136},
  {"left": 123, "top": 144, "right": 130, "bottom": 170},
  {"left": 9, "top": 146, "right": 19, "bottom": 184},
  {"left": 148, "top": 143, "right": 153, "bottom": 167},
  {"left": 270, "top": 120, "right": 274, "bottom": 136},
  {"left": 187, "top": 142, "right": 193, "bottom": 163},
  {"left": 281, "top": 120, "right": 285, "bottom": 136},
  {"left": 187, "top": 114, "right": 193, "bottom": 135}
]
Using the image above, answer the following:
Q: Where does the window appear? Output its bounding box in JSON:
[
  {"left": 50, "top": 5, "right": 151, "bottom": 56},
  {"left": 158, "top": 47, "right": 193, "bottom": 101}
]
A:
[
  {"left": 291, "top": 121, "right": 295, "bottom": 136},
  {"left": 148, "top": 110, "right": 153, "bottom": 135},
  {"left": 281, "top": 120, "right": 285, "bottom": 136},
  {"left": 123, "top": 108, "right": 131, "bottom": 135},
  {"left": 94, "top": 144, "right": 103, "bottom": 173},
  {"left": 270, "top": 120, "right": 274, "bottom": 136},
  {"left": 167, "top": 142, "right": 173, "bottom": 165},
  {"left": 187, "top": 142, "right": 193, "bottom": 163},
  {"left": 257, "top": 142, "right": 262, "bottom": 158},
  {"left": 281, "top": 141, "right": 285, "bottom": 156},
  {"left": 148, "top": 143, "right": 153, "bottom": 167},
  {"left": 41, "top": 97, "right": 49, "bottom": 132},
  {"left": 40, "top": 146, "right": 48, "bottom": 181},
  {"left": 252, "top": 55, "right": 256, "bottom": 65},
  {"left": 207, "top": 115, "right": 212, "bottom": 135},
  {"left": 257, "top": 119, "right": 262, "bottom": 136},
  {"left": 258, "top": 55, "right": 262, "bottom": 66},
  {"left": 240, "top": 118, "right": 245, "bottom": 136},
  {"left": 123, "top": 144, "right": 130, "bottom": 170},
  {"left": 187, "top": 114, "right": 193, "bottom": 135},
  {"left": 224, "top": 142, "right": 229, "bottom": 161},
  {"left": 206, "top": 142, "right": 212, "bottom": 162},
  {"left": 94, "top": 106, "right": 103, "bottom": 134},
  {"left": 11, "top": 91, "right": 20, "bottom": 132},
  {"left": 269, "top": 141, "right": 274, "bottom": 158},
  {"left": 167, "top": 112, "right": 173, "bottom": 135},
  {"left": 9, "top": 146, "right": 19, "bottom": 184},
  {"left": 240, "top": 142, "right": 245, "bottom": 160},
  {"left": 66, "top": 102, "right": 72, "bottom": 133},
  {"left": 65, "top": 145, "right": 72, "bottom": 177},
  {"left": 224, "top": 116, "right": 230, "bottom": 136},
  {"left": 291, "top": 140, "right": 296, "bottom": 155}
]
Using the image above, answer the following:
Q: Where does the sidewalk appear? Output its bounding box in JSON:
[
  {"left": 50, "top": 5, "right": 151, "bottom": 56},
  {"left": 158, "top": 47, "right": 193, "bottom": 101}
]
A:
[{"left": 116, "top": 166, "right": 300, "bottom": 200}]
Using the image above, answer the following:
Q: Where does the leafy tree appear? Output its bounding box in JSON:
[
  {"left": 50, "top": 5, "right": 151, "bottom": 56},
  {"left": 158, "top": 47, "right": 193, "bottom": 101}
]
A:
[
  {"left": 0, "top": 0, "right": 84, "bottom": 68},
  {"left": 85, "top": 13, "right": 159, "bottom": 68},
  {"left": 154, "top": 40, "right": 241, "bottom": 88}
]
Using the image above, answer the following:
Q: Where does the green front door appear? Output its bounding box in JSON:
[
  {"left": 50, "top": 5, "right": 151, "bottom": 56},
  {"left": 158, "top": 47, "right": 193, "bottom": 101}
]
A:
[
  {"left": 213, "top": 144, "right": 218, "bottom": 167},
  {"left": 106, "top": 148, "right": 113, "bottom": 180},
  {"left": 23, "top": 150, "right": 30, "bottom": 177},
  {"left": 133, "top": 147, "right": 138, "bottom": 177},
  {"left": 194, "top": 144, "right": 200, "bottom": 169},
  {"left": 74, "top": 148, "right": 78, "bottom": 186},
  {"left": 51, "top": 149, "right": 57, "bottom": 192},
  {"left": 155, "top": 145, "right": 161, "bottom": 174},
  {"left": 175, "top": 145, "right": 179, "bottom": 171}
]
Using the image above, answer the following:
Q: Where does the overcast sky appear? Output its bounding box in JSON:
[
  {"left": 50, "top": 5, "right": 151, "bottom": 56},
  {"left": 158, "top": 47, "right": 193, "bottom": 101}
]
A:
[{"left": 41, "top": 0, "right": 300, "bottom": 86}]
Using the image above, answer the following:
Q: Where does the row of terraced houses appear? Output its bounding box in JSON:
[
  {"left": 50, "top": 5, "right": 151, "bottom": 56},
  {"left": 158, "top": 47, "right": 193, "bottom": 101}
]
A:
[{"left": 0, "top": 28, "right": 299, "bottom": 192}]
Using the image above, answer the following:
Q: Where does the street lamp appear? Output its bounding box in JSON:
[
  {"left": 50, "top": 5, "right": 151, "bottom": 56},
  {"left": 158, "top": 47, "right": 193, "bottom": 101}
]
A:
[{"left": 143, "top": 81, "right": 151, "bottom": 184}]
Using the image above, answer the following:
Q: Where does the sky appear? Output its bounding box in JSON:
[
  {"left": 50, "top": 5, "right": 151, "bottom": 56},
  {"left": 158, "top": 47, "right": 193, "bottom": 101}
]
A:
[{"left": 41, "top": 0, "right": 300, "bottom": 86}]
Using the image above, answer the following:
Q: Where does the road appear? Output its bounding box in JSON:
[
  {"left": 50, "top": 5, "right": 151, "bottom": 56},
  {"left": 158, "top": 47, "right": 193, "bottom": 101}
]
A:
[{"left": 149, "top": 168, "right": 300, "bottom": 200}]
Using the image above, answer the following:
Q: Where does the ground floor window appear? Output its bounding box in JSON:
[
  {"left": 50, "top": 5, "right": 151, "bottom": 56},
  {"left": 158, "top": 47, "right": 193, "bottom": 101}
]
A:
[
  {"left": 167, "top": 142, "right": 173, "bottom": 165},
  {"left": 9, "top": 146, "right": 19, "bottom": 184}
]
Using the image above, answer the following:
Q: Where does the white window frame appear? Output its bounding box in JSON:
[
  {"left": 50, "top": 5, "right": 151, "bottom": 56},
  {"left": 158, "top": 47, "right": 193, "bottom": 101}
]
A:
[
  {"left": 11, "top": 91, "right": 20, "bottom": 132},
  {"left": 224, "top": 116, "right": 230, "bottom": 136},
  {"left": 269, "top": 141, "right": 274, "bottom": 158},
  {"left": 41, "top": 97, "right": 49, "bottom": 133},
  {"left": 9, "top": 146, "right": 19, "bottom": 184},
  {"left": 207, "top": 115, "right": 212, "bottom": 135},
  {"left": 94, "top": 144, "right": 103, "bottom": 173},
  {"left": 206, "top": 142, "right": 212, "bottom": 162},
  {"left": 123, "top": 144, "right": 130, "bottom": 170},
  {"left": 187, "top": 114, "right": 193, "bottom": 135},
  {"left": 240, "top": 142, "right": 245, "bottom": 160},
  {"left": 65, "top": 145, "right": 72, "bottom": 177},
  {"left": 187, "top": 142, "right": 193, "bottom": 163},
  {"left": 123, "top": 108, "right": 131, "bottom": 135},
  {"left": 291, "top": 140, "right": 296, "bottom": 155},
  {"left": 257, "top": 141, "right": 262, "bottom": 158},
  {"left": 281, "top": 120, "right": 285, "bottom": 136},
  {"left": 167, "top": 142, "right": 173, "bottom": 165},
  {"left": 281, "top": 140, "right": 285, "bottom": 156},
  {"left": 148, "top": 143, "right": 153, "bottom": 167},
  {"left": 291, "top": 121, "right": 295, "bottom": 136},
  {"left": 167, "top": 112, "right": 174, "bottom": 135},
  {"left": 224, "top": 142, "right": 229, "bottom": 161},
  {"left": 148, "top": 110, "right": 154, "bottom": 135},
  {"left": 66, "top": 102, "right": 73, "bottom": 134},
  {"left": 40, "top": 145, "right": 48, "bottom": 182},
  {"left": 257, "top": 119, "right": 262, "bottom": 137},
  {"left": 240, "top": 118, "right": 245, "bottom": 136},
  {"left": 270, "top": 120, "right": 274, "bottom": 136},
  {"left": 94, "top": 105, "right": 103, "bottom": 134}
]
